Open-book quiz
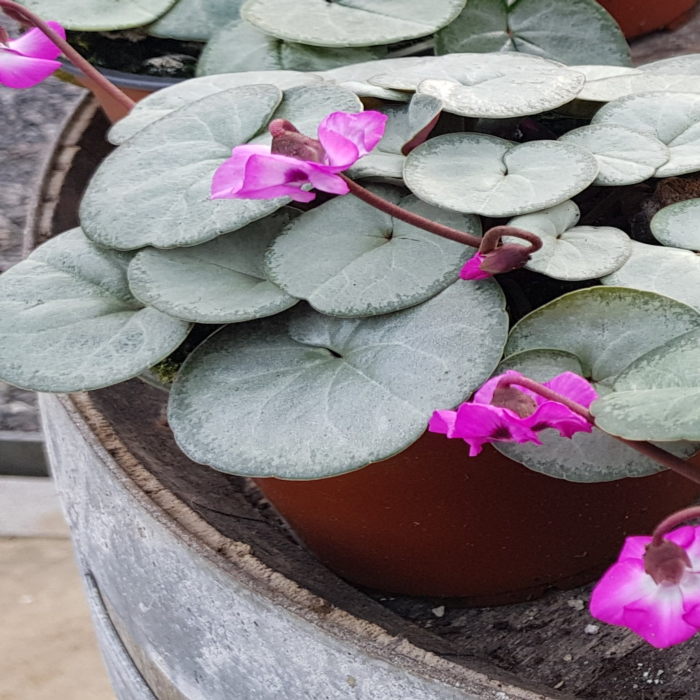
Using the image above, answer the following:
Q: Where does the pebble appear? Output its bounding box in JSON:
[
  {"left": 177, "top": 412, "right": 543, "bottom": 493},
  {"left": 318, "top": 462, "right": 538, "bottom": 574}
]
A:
[{"left": 431, "top": 606, "right": 446, "bottom": 618}]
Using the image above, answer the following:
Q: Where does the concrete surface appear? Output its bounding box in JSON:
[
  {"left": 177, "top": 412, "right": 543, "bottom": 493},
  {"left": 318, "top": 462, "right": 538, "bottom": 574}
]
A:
[
  {"left": 0, "top": 477, "right": 115, "bottom": 699},
  {"left": 0, "top": 537, "right": 116, "bottom": 700},
  {"left": 0, "top": 476, "right": 69, "bottom": 537}
]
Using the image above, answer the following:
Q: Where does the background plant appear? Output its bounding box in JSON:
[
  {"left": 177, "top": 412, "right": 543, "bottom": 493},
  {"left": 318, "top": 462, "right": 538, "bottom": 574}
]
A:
[{"left": 16, "top": 0, "right": 631, "bottom": 78}]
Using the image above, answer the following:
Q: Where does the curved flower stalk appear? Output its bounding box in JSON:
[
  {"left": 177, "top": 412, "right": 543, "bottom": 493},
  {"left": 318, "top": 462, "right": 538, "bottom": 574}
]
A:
[
  {"left": 0, "top": 21, "right": 64, "bottom": 88},
  {"left": 591, "top": 509, "right": 700, "bottom": 648},
  {"left": 212, "top": 111, "right": 388, "bottom": 203},
  {"left": 429, "top": 370, "right": 597, "bottom": 456},
  {"left": 0, "top": 0, "right": 135, "bottom": 109}
]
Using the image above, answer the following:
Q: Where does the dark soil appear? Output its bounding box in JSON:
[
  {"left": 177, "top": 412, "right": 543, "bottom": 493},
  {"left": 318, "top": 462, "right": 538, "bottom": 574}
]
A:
[{"left": 66, "top": 29, "right": 201, "bottom": 78}]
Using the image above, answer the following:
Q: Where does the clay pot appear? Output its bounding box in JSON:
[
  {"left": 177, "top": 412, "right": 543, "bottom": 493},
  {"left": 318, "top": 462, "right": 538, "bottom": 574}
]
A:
[
  {"left": 256, "top": 432, "right": 700, "bottom": 604},
  {"left": 598, "top": 0, "right": 697, "bottom": 39},
  {"left": 58, "top": 62, "right": 182, "bottom": 123}
]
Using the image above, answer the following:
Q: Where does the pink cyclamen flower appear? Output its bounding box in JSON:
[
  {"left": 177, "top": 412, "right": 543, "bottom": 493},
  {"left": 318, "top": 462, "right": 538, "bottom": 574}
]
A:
[
  {"left": 429, "top": 370, "right": 597, "bottom": 457},
  {"left": 591, "top": 526, "right": 700, "bottom": 648},
  {"left": 211, "top": 110, "right": 388, "bottom": 203},
  {"left": 460, "top": 252, "right": 491, "bottom": 280},
  {"left": 0, "top": 23, "right": 65, "bottom": 89}
]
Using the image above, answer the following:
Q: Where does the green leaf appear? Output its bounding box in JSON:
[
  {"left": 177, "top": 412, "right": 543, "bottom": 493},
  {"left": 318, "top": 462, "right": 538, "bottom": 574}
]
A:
[
  {"left": 128, "top": 209, "right": 299, "bottom": 323},
  {"left": 435, "top": 0, "right": 631, "bottom": 67},
  {"left": 318, "top": 57, "right": 433, "bottom": 102},
  {"left": 0, "top": 229, "right": 190, "bottom": 393},
  {"left": 370, "top": 53, "right": 585, "bottom": 118},
  {"left": 651, "top": 199, "right": 700, "bottom": 251},
  {"left": 592, "top": 92, "right": 700, "bottom": 177},
  {"left": 502, "top": 200, "right": 631, "bottom": 281},
  {"left": 108, "top": 72, "right": 322, "bottom": 145},
  {"left": 249, "top": 82, "right": 362, "bottom": 147},
  {"left": 17, "top": 0, "right": 177, "bottom": 30},
  {"left": 578, "top": 72, "right": 700, "bottom": 103},
  {"left": 602, "top": 241, "right": 700, "bottom": 312},
  {"left": 559, "top": 124, "right": 669, "bottom": 185},
  {"left": 591, "top": 328, "right": 700, "bottom": 441},
  {"left": 196, "top": 20, "right": 386, "bottom": 76},
  {"left": 404, "top": 133, "right": 598, "bottom": 217},
  {"left": 240, "top": 0, "right": 467, "bottom": 47},
  {"left": 505, "top": 287, "right": 700, "bottom": 384},
  {"left": 168, "top": 279, "right": 508, "bottom": 478},
  {"left": 639, "top": 55, "right": 700, "bottom": 75},
  {"left": 83, "top": 84, "right": 361, "bottom": 250},
  {"left": 148, "top": 0, "right": 245, "bottom": 40},
  {"left": 264, "top": 185, "right": 480, "bottom": 317},
  {"left": 493, "top": 349, "right": 697, "bottom": 481}
]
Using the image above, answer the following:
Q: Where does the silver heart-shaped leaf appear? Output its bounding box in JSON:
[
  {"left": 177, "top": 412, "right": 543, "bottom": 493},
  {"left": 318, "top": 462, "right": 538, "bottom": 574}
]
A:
[
  {"left": 371, "top": 53, "right": 585, "bottom": 118},
  {"left": 505, "top": 286, "right": 700, "bottom": 385},
  {"left": 435, "top": 0, "right": 631, "bottom": 67},
  {"left": 651, "top": 198, "right": 700, "bottom": 251},
  {"left": 128, "top": 209, "right": 299, "bottom": 323},
  {"left": 168, "top": 279, "right": 507, "bottom": 478},
  {"left": 264, "top": 185, "right": 480, "bottom": 317},
  {"left": 502, "top": 200, "right": 631, "bottom": 281},
  {"left": 17, "top": 0, "right": 176, "bottom": 30},
  {"left": 591, "top": 328, "right": 700, "bottom": 442},
  {"left": 404, "top": 133, "right": 598, "bottom": 217},
  {"left": 196, "top": 20, "right": 386, "bottom": 77},
  {"left": 108, "top": 72, "right": 322, "bottom": 145},
  {"left": 148, "top": 0, "right": 245, "bottom": 40},
  {"left": 493, "top": 349, "right": 697, "bottom": 481},
  {"left": 240, "top": 0, "right": 467, "bottom": 47},
  {"left": 592, "top": 92, "right": 700, "bottom": 177},
  {"left": 602, "top": 241, "right": 700, "bottom": 312},
  {"left": 0, "top": 229, "right": 190, "bottom": 392}
]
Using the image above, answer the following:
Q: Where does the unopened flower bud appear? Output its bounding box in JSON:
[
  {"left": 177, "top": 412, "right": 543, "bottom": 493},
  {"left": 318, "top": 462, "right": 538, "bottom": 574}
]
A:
[
  {"left": 491, "top": 385, "right": 538, "bottom": 418},
  {"left": 269, "top": 119, "right": 327, "bottom": 163},
  {"left": 644, "top": 539, "right": 692, "bottom": 585},
  {"left": 479, "top": 244, "right": 533, "bottom": 275}
]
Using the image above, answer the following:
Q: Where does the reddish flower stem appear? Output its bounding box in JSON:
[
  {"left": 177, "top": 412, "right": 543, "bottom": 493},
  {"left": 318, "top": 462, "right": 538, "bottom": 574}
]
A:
[
  {"left": 341, "top": 174, "right": 543, "bottom": 256},
  {"left": 652, "top": 507, "right": 700, "bottom": 546},
  {"left": 0, "top": 0, "right": 136, "bottom": 112},
  {"left": 498, "top": 375, "right": 700, "bottom": 487}
]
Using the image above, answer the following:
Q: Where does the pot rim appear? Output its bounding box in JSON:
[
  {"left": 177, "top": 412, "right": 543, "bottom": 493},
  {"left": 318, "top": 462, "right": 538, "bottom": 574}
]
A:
[{"left": 58, "top": 58, "right": 183, "bottom": 91}]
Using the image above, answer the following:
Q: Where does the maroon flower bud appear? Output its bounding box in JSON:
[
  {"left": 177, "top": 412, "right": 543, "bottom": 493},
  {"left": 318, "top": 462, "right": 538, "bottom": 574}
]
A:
[
  {"left": 479, "top": 243, "right": 533, "bottom": 275},
  {"left": 644, "top": 539, "right": 692, "bottom": 585},
  {"left": 491, "top": 385, "right": 538, "bottom": 418},
  {"left": 269, "top": 119, "right": 327, "bottom": 163}
]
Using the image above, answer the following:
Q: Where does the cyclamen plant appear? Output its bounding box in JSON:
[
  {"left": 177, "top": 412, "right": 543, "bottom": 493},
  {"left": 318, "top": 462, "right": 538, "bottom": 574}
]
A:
[{"left": 7, "top": 0, "right": 700, "bottom": 652}]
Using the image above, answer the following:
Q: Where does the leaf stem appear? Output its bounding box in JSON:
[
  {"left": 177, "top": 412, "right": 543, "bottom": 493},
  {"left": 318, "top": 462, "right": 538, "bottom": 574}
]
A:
[
  {"left": 498, "top": 374, "right": 700, "bottom": 487},
  {"left": 0, "top": 0, "right": 136, "bottom": 112},
  {"left": 340, "top": 174, "right": 543, "bottom": 255}
]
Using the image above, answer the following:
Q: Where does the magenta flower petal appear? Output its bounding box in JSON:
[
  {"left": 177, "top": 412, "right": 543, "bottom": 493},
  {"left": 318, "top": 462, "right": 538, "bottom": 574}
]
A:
[
  {"left": 543, "top": 371, "right": 598, "bottom": 409},
  {"left": 0, "top": 50, "right": 60, "bottom": 89},
  {"left": 523, "top": 401, "right": 593, "bottom": 438},
  {"left": 318, "top": 111, "right": 388, "bottom": 168},
  {"left": 449, "top": 403, "right": 543, "bottom": 457},
  {"left": 590, "top": 559, "right": 656, "bottom": 626},
  {"left": 618, "top": 535, "right": 653, "bottom": 561},
  {"left": 212, "top": 146, "right": 318, "bottom": 202},
  {"left": 428, "top": 410, "right": 457, "bottom": 437},
  {"left": 9, "top": 23, "right": 65, "bottom": 60},
  {"left": 460, "top": 253, "right": 492, "bottom": 280},
  {"left": 305, "top": 164, "right": 349, "bottom": 195},
  {"left": 623, "top": 584, "right": 699, "bottom": 648}
]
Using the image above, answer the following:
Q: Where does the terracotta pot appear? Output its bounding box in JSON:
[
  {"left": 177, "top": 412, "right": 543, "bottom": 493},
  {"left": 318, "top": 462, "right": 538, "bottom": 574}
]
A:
[
  {"left": 58, "top": 62, "right": 182, "bottom": 123},
  {"left": 598, "top": 0, "right": 697, "bottom": 39},
  {"left": 256, "top": 433, "right": 700, "bottom": 603}
]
